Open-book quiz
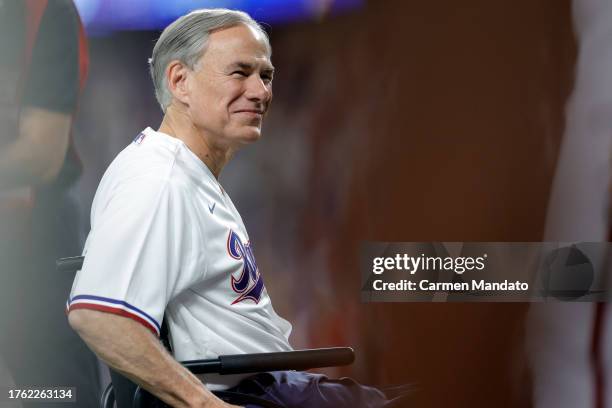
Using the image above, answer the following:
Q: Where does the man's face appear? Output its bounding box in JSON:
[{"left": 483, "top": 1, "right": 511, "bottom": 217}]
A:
[{"left": 185, "top": 24, "right": 273, "bottom": 147}]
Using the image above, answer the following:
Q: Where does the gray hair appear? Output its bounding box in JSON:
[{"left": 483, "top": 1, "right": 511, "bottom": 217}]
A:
[{"left": 149, "top": 9, "right": 270, "bottom": 112}]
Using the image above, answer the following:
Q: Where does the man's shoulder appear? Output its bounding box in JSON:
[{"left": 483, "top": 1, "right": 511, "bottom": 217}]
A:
[
  {"left": 94, "top": 130, "right": 194, "bottom": 203},
  {"left": 108, "top": 130, "right": 182, "bottom": 180}
]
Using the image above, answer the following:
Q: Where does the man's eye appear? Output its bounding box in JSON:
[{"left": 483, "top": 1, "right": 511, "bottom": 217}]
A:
[
  {"left": 261, "top": 75, "right": 273, "bottom": 83},
  {"left": 231, "top": 71, "right": 248, "bottom": 77}
]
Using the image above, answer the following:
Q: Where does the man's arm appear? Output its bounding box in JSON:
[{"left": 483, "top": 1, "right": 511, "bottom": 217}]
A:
[
  {"left": 0, "top": 1, "right": 84, "bottom": 192},
  {"left": 68, "top": 309, "right": 239, "bottom": 408},
  {"left": 0, "top": 107, "right": 71, "bottom": 191}
]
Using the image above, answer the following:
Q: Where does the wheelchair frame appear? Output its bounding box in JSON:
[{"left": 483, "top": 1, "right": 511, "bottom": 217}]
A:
[{"left": 58, "top": 256, "right": 355, "bottom": 408}]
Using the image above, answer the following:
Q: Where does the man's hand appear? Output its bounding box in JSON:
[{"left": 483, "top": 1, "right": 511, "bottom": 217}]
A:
[{"left": 68, "top": 309, "right": 239, "bottom": 408}]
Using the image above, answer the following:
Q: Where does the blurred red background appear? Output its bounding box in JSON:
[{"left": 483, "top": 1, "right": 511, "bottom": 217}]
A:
[{"left": 73, "top": 1, "right": 577, "bottom": 406}]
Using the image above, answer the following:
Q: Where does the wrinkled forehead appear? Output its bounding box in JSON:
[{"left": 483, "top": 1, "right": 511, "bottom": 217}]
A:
[{"left": 202, "top": 23, "right": 272, "bottom": 67}]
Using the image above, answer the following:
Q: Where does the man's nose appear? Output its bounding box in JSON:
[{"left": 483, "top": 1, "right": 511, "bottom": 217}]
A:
[{"left": 245, "top": 75, "right": 272, "bottom": 102}]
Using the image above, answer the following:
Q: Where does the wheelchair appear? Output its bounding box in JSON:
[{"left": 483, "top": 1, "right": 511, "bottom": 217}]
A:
[{"left": 58, "top": 256, "right": 356, "bottom": 408}]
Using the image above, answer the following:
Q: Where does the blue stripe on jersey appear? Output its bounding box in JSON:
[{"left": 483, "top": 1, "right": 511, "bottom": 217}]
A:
[{"left": 69, "top": 294, "right": 161, "bottom": 332}]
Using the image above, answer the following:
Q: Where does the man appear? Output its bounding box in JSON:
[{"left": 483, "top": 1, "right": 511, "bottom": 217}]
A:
[
  {"left": 67, "top": 9, "right": 391, "bottom": 408},
  {"left": 0, "top": 1, "right": 100, "bottom": 406}
]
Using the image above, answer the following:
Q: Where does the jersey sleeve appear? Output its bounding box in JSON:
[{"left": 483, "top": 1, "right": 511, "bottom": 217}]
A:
[
  {"left": 67, "top": 175, "right": 200, "bottom": 336},
  {"left": 22, "top": 0, "right": 80, "bottom": 113}
]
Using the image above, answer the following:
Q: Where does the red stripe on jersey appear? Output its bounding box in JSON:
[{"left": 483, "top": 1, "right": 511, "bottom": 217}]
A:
[{"left": 68, "top": 303, "right": 159, "bottom": 337}]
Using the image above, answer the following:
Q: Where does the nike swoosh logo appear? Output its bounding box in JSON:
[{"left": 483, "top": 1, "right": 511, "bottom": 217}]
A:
[{"left": 208, "top": 202, "right": 216, "bottom": 214}]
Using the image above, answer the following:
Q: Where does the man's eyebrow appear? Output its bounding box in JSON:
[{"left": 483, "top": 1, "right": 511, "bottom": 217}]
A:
[{"left": 228, "top": 61, "right": 275, "bottom": 73}]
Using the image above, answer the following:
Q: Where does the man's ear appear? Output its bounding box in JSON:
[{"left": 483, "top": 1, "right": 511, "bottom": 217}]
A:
[{"left": 166, "top": 60, "right": 191, "bottom": 105}]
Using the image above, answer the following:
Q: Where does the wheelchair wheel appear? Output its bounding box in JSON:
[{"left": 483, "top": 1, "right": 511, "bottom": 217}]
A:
[{"left": 100, "top": 382, "right": 115, "bottom": 408}]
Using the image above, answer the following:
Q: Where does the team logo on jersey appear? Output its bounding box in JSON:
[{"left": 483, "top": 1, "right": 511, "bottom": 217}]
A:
[
  {"left": 133, "top": 132, "right": 146, "bottom": 145},
  {"left": 227, "top": 229, "right": 265, "bottom": 304}
]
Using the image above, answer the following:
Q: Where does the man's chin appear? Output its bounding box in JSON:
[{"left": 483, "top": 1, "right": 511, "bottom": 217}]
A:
[
  {"left": 236, "top": 128, "right": 262, "bottom": 144},
  {"left": 222, "top": 124, "right": 263, "bottom": 146}
]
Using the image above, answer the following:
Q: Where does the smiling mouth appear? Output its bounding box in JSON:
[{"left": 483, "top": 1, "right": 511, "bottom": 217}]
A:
[
  {"left": 235, "top": 110, "right": 264, "bottom": 115},
  {"left": 234, "top": 110, "right": 264, "bottom": 120}
]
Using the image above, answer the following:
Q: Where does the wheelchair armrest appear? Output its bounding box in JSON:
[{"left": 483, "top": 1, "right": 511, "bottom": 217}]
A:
[
  {"left": 56, "top": 256, "right": 84, "bottom": 272},
  {"left": 132, "top": 348, "right": 354, "bottom": 407},
  {"left": 181, "top": 347, "right": 355, "bottom": 375}
]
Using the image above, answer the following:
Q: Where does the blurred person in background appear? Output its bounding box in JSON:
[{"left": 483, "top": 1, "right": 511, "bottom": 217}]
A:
[
  {"left": 0, "top": 0, "right": 100, "bottom": 406},
  {"left": 528, "top": 0, "right": 612, "bottom": 407}
]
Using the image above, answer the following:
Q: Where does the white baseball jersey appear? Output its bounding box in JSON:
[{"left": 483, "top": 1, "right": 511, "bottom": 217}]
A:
[{"left": 67, "top": 127, "right": 293, "bottom": 389}]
